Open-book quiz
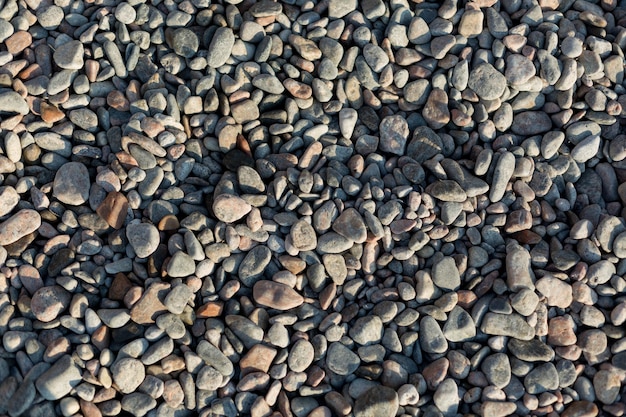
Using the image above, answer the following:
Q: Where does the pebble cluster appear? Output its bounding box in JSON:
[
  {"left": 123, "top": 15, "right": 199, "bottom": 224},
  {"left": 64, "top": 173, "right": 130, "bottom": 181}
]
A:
[{"left": 1, "top": 0, "right": 626, "bottom": 416}]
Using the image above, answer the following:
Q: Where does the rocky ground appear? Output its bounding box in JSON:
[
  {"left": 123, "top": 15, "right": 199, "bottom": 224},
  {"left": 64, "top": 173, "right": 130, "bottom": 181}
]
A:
[{"left": 0, "top": 0, "right": 626, "bottom": 416}]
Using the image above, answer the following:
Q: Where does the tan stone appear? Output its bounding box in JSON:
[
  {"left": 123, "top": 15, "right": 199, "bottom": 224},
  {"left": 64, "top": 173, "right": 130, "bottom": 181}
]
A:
[{"left": 253, "top": 280, "right": 304, "bottom": 310}]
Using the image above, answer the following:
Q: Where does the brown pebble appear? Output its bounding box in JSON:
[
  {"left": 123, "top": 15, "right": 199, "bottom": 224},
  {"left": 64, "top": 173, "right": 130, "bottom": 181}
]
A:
[
  {"left": 96, "top": 191, "right": 129, "bottom": 229},
  {"left": 40, "top": 102, "right": 65, "bottom": 124},
  {"left": 240, "top": 344, "right": 277, "bottom": 376},
  {"left": 6, "top": 31, "right": 32, "bottom": 55},
  {"left": 108, "top": 273, "right": 132, "bottom": 301},
  {"left": 130, "top": 282, "right": 170, "bottom": 324},
  {"left": 196, "top": 301, "right": 223, "bottom": 318},
  {"left": 253, "top": 280, "right": 304, "bottom": 310}
]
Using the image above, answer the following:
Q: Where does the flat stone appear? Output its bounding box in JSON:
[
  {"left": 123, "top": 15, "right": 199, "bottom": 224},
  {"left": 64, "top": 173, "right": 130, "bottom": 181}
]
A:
[
  {"left": 253, "top": 280, "right": 303, "bottom": 310},
  {"left": 126, "top": 223, "right": 159, "bottom": 258},
  {"left": 562, "top": 401, "right": 599, "bottom": 417},
  {"left": 169, "top": 28, "right": 198, "bottom": 58},
  {"left": 130, "top": 282, "right": 169, "bottom": 325},
  {"left": 31, "top": 285, "right": 71, "bottom": 322},
  {"left": 96, "top": 191, "right": 129, "bottom": 229},
  {"left": 212, "top": 194, "right": 252, "bottom": 223},
  {"left": 423, "top": 88, "right": 450, "bottom": 129},
  {"left": 112, "top": 358, "right": 145, "bottom": 394},
  {"left": 53, "top": 162, "right": 91, "bottom": 205},
  {"left": 0, "top": 209, "right": 41, "bottom": 248},
  {"left": 196, "top": 340, "right": 233, "bottom": 376},
  {"left": 326, "top": 342, "right": 360, "bottom": 376},
  {"left": 524, "top": 363, "right": 559, "bottom": 394},
  {"left": 379, "top": 115, "right": 409, "bottom": 155},
  {"left": 468, "top": 63, "right": 506, "bottom": 100},
  {"left": 420, "top": 316, "right": 448, "bottom": 354},
  {"left": 167, "top": 251, "right": 195, "bottom": 277},
  {"left": 427, "top": 180, "right": 467, "bottom": 202},
  {"left": 505, "top": 54, "right": 535, "bottom": 85},
  {"left": 407, "top": 126, "right": 443, "bottom": 163},
  {"left": 481, "top": 353, "right": 511, "bottom": 388},
  {"left": 35, "top": 355, "right": 82, "bottom": 400},
  {"left": 290, "top": 220, "right": 318, "bottom": 251},
  {"left": 53, "top": 40, "right": 84, "bottom": 70},
  {"left": 432, "top": 257, "right": 461, "bottom": 290},
  {"left": 508, "top": 338, "right": 554, "bottom": 362},
  {"left": 350, "top": 316, "right": 383, "bottom": 346},
  {"left": 0, "top": 91, "right": 29, "bottom": 115},
  {"left": 332, "top": 208, "right": 367, "bottom": 244},
  {"left": 288, "top": 339, "right": 314, "bottom": 373},
  {"left": 535, "top": 276, "right": 573, "bottom": 308},
  {"left": 207, "top": 27, "right": 234, "bottom": 68},
  {"left": 354, "top": 386, "right": 398, "bottom": 417},
  {"left": 480, "top": 312, "right": 535, "bottom": 340},
  {"left": 511, "top": 111, "right": 553, "bottom": 135},
  {"left": 442, "top": 306, "right": 476, "bottom": 342}
]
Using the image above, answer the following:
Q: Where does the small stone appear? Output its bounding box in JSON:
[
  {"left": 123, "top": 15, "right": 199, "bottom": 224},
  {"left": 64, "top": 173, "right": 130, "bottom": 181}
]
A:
[
  {"left": 458, "top": 9, "right": 484, "bottom": 38},
  {"left": 126, "top": 223, "right": 159, "bottom": 258},
  {"left": 130, "top": 282, "right": 169, "bottom": 325},
  {"left": 53, "top": 40, "right": 84, "bottom": 70},
  {"left": 97, "top": 192, "right": 129, "bottom": 229},
  {"left": 354, "top": 386, "right": 398, "bottom": 417},
  {"left": 332, "top": 208, "right": 367, "bottom": 244},
  {"left": 253, "top": 280, "right": 303, "bottom": 310},
  {"left": 350, "top": 316, "right": 383, "bottom": 346},
  {"left": 0, "top": 186, "right": 19, "bottom": 217},
  {"left": 37, "top": 5, "right": 64, "bottom": 30},
  {"left": 288, "top": 339, "right": 314, "bottom": 373},
  {"left": 53, "top": 162, "right": 91, "bottom": 205},
  {"left": 524, "top": 363, "right": 559, "bottom": 394},
  {"left": 167, "top": 251, "right": 196, "bottom": 277},
  {"left": 379, "top": 115, "right": 409, "bottom": 155},
  {"left": 511, "top": 111, "right": 553, "bottom": 135},
  {"left": 328, "top": 0, "right": 357, "bottom": 19},
  {"left": 290, "top": 220, "right": 318, "bottom": 251},
  {"left": 442, "top": 306, "right": 476, "bottom": 342},
  {"left": 207, "top": 28, "right": 235, "bottom": 68},
  {"left": 31, "top": 285, "right": 71, "bottom": 322},
  {"left": 231, "top": 100, "right": 259, "bottom": 124},
  {"left": 327, "top": 342, "right": 361, "bottom": 376},
  {"left": 508, "top": 338, "right": 554, "bottom": 362},
  {"left": 505, "top": 54, "right": 535, "bottom": 85},
  {"left": 407, "top": 126, "right": 443, "bottom": 163},
  {"left": 6, "top": 31, "right": 32, "bottom": 55},
  {"left": 423, "top": 88, "right": 450, "bottom": 129},
  {"left": 0, "top": 91, "right": 29, "bottom": 115},
  {"left": 112, "top": 358, "right": 145, "bottom": 394},
  {"left": 115, "top": 3, "right": 136, "bottom": 24},
  {"left": 432, "top": 257, "right": 461, "bottom": 291},
  {"left": 420, "top": 316, "right": 448, "bottom": 354},
  {"left": 35, "top": 355, "right": 82, "bottom": 400},
  {"left": 468, "top": 63, "right": 507, "bottom": 100},
  {"left": 480, "top": 312, "right": 535, "bottom": 340},
  {"left": 212, "top": 194, "right": 252, "bottom": 223},
  {"left": 535, "top": 276, "right": 573, "bottom": 309}
]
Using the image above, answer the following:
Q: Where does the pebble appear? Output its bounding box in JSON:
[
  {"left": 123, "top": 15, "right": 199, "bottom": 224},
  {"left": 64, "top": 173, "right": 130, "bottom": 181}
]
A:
[
  {"left": 326, "top": 342, "right": 360, "bottom": 375},
  {"left": 112, "top": 358, "right": 145, "bottom": 394},
  {"left": 353, "top": 386, "right": 398, "bottom": 417},
  {"left": 35, "top": 355, "right": 82, "bottom": 400},
  {"left": 31, "top": 285, "right": 71, "bottom": 322},
  {"left": 126, "top": 223, "right": 159, "bottom": 258},
  {"left": 253, "top": 281, "right": 304, "bottom": 310},
  {"left": 468, "top": 63, "right": 507, "bottom": 100},
  {"left": 53, "top": 162, "right": 91, "bottom": 206},
  {"left": 0, "top": 209, "right": 41, "bottom": 246}
]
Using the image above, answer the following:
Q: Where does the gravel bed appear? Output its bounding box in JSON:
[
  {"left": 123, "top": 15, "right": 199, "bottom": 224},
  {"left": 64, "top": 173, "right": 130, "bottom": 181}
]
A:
[{"left": 1, "top": 0, "right": 626, "bottom": 416}]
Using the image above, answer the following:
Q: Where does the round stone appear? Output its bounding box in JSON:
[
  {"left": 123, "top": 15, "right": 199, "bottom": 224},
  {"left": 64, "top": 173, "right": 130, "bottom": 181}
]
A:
[
  {"left": 53, "top": 162, "right": 91, "bottom": 206},
  {"left": 111, "top": 358, "right": 145, "bottom": 394}
]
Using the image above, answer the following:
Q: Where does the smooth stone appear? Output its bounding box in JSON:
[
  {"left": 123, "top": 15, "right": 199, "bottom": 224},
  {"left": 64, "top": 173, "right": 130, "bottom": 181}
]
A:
[
  {"left": 480, "top": 312, "right": 535, "bottom": 340},
  {"left": 35, "top": 355, "right": 82, "bottom": 400},
  {"left": 253, "top": 280, "right": 304, "bottom": 310},
  {"left": 353, "top": 386, "right": 399, "bottom": 417},
  {"left": 53, "top": 162, "right": 91, "bottom": 205},
  {"left": 212, "top": 194, "right": 252, "bottom": 223},
  {"left": 112, "top": 358, "right": 145, "bottom": 394},
  {"left": 468, "top": 63, "right": 506, "bottom": 100},
  {"left": 0, "top": 209, "right": 41, "bottom": 246},
  {"left": 126, "top": 223, "right": 159, "bottom": 258}
]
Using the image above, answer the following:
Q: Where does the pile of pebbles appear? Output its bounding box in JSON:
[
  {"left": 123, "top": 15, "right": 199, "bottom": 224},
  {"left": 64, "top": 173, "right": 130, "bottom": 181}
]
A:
[{"left": 1, "top": 0, "right": 626, "bottom": 416}]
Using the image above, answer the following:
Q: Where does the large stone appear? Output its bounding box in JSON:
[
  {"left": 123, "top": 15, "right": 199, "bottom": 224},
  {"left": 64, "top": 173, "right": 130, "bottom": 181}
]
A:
[
  {"left": 35, "top": 355, "right": 82, "bottom": 400},
  {"left": 53, "top": 162, "right": 91, "bottom": 205}
]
